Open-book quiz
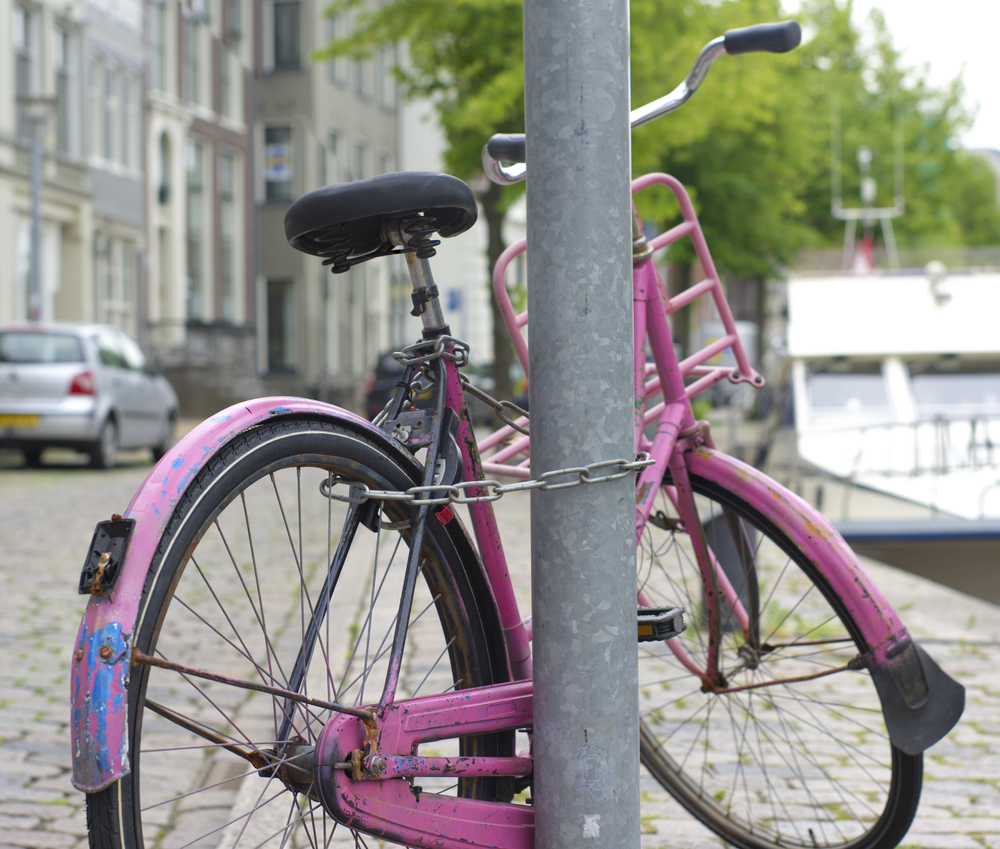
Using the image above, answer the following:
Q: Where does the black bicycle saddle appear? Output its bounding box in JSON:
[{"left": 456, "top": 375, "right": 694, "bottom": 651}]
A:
[{"left": 284, "top": 172, "right": 478, "bottom": 273}]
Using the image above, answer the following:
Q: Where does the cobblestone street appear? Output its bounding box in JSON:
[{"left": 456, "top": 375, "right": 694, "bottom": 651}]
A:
[
  {"left": 1, "top": 449, "right": 160, "bottom": 849},
  {"left": 2, "top": 444, "right": 1000, "bottom": 849}
]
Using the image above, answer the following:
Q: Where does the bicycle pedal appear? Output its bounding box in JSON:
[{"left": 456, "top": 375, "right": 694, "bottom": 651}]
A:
[{"left": 638, "top": 606, "right": 685, "bottom": 642}]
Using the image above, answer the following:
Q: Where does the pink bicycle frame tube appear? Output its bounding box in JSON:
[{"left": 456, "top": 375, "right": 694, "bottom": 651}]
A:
[
  {"left": 444, "top": 360, "right": 532, "bottom": 680},
  {"left": 315, "top": 683, "right": 534, "bottom": 849}
]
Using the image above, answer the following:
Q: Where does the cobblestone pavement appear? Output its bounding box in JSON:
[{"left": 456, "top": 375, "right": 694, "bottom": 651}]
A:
[
  {"left": 1, "top": 448, "right": 162, "bottom": 849},
  {"left": 2, "top": 444, "right": 1000, "bottom": 849}
]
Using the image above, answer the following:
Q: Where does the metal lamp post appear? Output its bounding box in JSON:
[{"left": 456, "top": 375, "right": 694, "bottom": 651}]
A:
[
  {"left": 523, "top": 1, "right": 639, "bottom": 846},
  {"left": 17, "top": 95, "right": 57, "bottom": 323}
]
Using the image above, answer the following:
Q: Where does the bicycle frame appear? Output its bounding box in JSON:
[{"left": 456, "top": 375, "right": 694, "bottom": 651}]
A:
[{"left": 71, "top": 173, "right": 963, "bottom": 849}]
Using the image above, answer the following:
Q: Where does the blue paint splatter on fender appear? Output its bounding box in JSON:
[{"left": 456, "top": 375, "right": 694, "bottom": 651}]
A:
[{"left": 85, "top": 623, "right": 131, "bottom": 777}]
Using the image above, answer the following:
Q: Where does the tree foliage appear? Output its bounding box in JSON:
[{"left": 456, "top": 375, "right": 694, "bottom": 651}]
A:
[
  {"left": 630, "top": 0, "right": 1000, "bottom": 280},
  {"left": 318, "top": 0, "right": 524, "bottom": 189},
  {"left": 316, "top": 0, "right": 526, "bottom": 400},
  {"left": 317, "top": 0, "right": 1000, "bottom": 388},
  {"left": 793, "top": 0, "right": 1000, "bottom": 249},
  {"left": 319, "top": 0, "right": 1000, "bottom": 264}
]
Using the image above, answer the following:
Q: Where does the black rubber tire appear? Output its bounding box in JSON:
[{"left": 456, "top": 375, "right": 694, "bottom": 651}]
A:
[
  {"left": 22, "top": 448, "right": 43, "bottom": 467},
  {"left": 89, "top": 418, "right": 118, "bottom": 469},
  {"left": 636, "top": 472, "right": 922, "bottom": 849},
  {"left": 86, "top": 417, "right": 512, "bottom": 849}
]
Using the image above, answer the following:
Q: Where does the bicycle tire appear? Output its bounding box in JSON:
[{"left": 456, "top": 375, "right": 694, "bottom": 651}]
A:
[
  {"left": 86, "top": 417, "right": 512, "bottom": 849},
  {"left": 636, "top": 470, "right": 922, "bottom": 849}
]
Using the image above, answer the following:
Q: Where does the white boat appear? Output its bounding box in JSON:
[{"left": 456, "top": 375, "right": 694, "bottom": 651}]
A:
[{"left": 782, "top": 265, "right": 1000, "bottom": 601}]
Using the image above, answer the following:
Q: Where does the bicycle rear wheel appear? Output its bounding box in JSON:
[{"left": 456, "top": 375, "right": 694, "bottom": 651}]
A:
[
  {"left": 637, "top": 471, "right": 922, "bottom": 849},
  {"left": 86, "top": 417, "right": 511, "bottom": 849}
]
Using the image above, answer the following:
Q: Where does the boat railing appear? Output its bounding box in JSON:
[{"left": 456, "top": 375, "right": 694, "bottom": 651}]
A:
[{"left": 800, "top": 413, "right": 1000, "bottom": 478}]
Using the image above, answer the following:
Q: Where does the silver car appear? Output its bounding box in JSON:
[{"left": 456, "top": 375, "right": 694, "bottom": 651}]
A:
[{"left": 0, "top": 323, "right": 179, "bottom": 469}]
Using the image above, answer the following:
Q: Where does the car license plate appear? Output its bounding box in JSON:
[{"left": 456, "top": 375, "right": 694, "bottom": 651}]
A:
[{"left": 0, "top": 413, "right": 40, "bottom": 429}]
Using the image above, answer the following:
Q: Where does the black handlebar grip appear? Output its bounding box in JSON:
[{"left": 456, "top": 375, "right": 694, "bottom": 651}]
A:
[
  {"left": 487, "top": 134, "right": 527, "bottom": 164},
  {"left": 723, "top": 20, "right": 801, "bottom": 55}
]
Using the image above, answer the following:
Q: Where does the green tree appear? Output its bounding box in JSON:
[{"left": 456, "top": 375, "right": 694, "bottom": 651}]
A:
[
  {"left": 630, "top": 0, "right": 1000, "bottom": 354},
  {"left": 793, "top": 0, "right": 1000, "bottom": 249},
  {"left": 319, "top": 0, "right": 1000, "bottom": 394},
  {"left": 316, "top": 0, "right": 525, "bottom": 406},
  {"left": 629, "top": 0, "right": 818, "bottom": 356}
]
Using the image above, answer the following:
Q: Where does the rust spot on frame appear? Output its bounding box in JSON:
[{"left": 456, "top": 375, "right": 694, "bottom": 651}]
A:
[{"left": 805, "top": 519, "right": 832, "bottom": 542}]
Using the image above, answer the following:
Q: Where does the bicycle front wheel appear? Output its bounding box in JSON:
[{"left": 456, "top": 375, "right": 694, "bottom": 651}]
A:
[
  {"left": 637, "top": 471, "right": 922, "bottom": 849},
  {"left": 86, "top": 417, "right": 511, "bottom": 849}
]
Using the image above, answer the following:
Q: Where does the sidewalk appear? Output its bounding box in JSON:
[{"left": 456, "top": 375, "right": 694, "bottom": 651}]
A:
[
  {"left": 1, "top": 460, "right": 998, "bottom": 849},
  {"left": 859, "top": 555, "right": 1000, "bottom": 849}
]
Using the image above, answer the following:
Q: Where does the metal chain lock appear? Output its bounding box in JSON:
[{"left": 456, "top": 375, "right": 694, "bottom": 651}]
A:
[{"left": 319, "top": 453, "right": 655, "bottom": 507}]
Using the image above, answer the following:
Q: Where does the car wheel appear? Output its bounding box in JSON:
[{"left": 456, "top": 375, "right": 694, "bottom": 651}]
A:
[
  {"left": 90, "top": 419, "right": 119, "bottom": 470},
  {"left": 23, "top": 448, "right": 43, "bottom": 468},
  {"left": 152, "top": 412, "right": 176, "bottom": 463}
]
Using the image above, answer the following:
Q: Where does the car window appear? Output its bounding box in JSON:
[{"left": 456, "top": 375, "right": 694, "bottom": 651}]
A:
[
  {"left": 94, "top": 332, "right": 128, "bottom": 369},
  {"left": 0, "top": 331, "right": 85, "bottom": 364},
  {"left": 116, "top": 332, "right": 148, "bottom": 372}
]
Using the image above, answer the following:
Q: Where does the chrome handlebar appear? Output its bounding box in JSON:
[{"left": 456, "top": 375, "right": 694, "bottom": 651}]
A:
[{"left": 482, "top": 21, "right": 800, "bottom": 186}]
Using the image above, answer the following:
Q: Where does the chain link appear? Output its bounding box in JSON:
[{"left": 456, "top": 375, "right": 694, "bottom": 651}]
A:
[
  {"left": 319, "top": 454, "right": 655, "bottom": 507},
  {"left": 394, "top": 336, "right": 470, "bottom": 368},
  {"left": 459, "top": 375, "right": 530, "bottom": 435},
  {"left": 388, "top": 336, "right": 530, "bottom": 434}
]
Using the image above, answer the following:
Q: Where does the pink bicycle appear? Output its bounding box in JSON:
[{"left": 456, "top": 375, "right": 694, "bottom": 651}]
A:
[{"left": 73, "top": 22, "right": 963, "bottom": 849}]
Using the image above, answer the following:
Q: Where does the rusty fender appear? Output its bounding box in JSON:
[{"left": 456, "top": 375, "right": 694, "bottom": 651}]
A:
[
  {"left": 686, "top": 447, "right": 964, "bottom": 755},
  {"left": 70, "top": 398, "right": 455, "bottom": 793}
]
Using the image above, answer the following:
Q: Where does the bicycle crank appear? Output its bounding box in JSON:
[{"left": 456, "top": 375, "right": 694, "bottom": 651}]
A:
[{"left": 312, "top": 681, "right": 534, "bottom": 849}]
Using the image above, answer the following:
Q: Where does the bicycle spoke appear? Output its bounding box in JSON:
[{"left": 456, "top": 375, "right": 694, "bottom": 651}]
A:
[
  {"left": 90, "top": 422, "right": 512, "bottom": 849},
  {"left": 637, "top": 476, "right": 918, "bottom": 849}
]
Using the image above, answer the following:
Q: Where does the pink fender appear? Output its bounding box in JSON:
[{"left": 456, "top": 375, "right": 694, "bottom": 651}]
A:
[
  {"left": 685, "top": 446, "right": 906, "bottom": 642},
  {"left": 686, "top": 446, "right": 964, "bottom": 754},
  {"left": 70, "top": 398, "right": 405, "bottom": 793}
]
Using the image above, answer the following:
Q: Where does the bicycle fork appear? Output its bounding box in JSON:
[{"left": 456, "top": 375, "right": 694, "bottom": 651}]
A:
[{"left": 630, "top": 214, "right": 759, "bottom": 692}]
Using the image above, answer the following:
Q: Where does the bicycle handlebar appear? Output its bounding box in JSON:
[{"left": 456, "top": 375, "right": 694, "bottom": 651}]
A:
[
  {"left": 483, "top": 20, "right": 801, "bottom": 185},
  {"left": 722, "top": 21, "right": 802, "bottom": 55}
]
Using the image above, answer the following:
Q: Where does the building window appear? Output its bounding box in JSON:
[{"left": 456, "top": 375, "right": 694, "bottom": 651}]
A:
[
  {"left": 88, "top": 58, "right": 101, "bottom": 159},
  {"left": 103, "top": 65, "right": 119, "bottom": 162},
  {"left": 186, "top": 140, "right": 206, "bottom": 319},
  {"left": 328, "top": 132, "right": 340, "bottom": 183},
  {"left": 219, "top": 47, "right": 232, "bottom": 117},
  {"left": 184, "top": 18, "right": 203, "bottom": 104},
  {"left": 158, "top": 132, "right": 172, "bottom": 204},
  {"left": 14, "top": 6, "right": 38, "bottom": 138},
  {"left": 264, "top": 126, "right": 293, "bottom": 201},
  {"left": 149, "top": 0, "right": 169, "bottom": 91},
  {"left": 326, "top": 15, "right": 348, "bottom": 85},
  {"left": 352, "top": 142, "right": 366, "bottom": 183},
  {"left": 274, "top": 2, "right": 300, "bottom": 69},
  {"left": 228, "top": 0, "right": 242, "bottom": 42},
  {"left": 378, "top": 45, "right": 396, "bottom": 110},
  {"left": 95, "top": 236, "right": 137, "bottom": 332},
  {"left": 122, "top": 75, "right": 136, "bottom": 169},
  {"left": 354, "top": 58, "right": 373, "bottom": 100},
  {"left": 267, "top": 279, "right": 295, "bottom": 371},
  {"left": 54, "top": 28, "right": 75, "bottom": 155},
  {"left": 219, "top": 152, "right": 237, "bottom": 321}
]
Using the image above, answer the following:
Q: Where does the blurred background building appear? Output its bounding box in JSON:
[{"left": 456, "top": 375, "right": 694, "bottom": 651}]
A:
[{"left": 0, "top": 0, "right": 496, "bottom": 417}]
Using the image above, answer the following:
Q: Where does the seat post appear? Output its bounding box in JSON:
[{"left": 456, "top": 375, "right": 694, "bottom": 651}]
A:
[{"left": 405, "top": 252, "right": 449, "bottom": 336}]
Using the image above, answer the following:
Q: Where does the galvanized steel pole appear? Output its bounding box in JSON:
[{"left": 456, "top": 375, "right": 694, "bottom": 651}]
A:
[
  {"left": 28, "top": 112, "right": 43, "bottom": 322},
  {"left": 18, "top": 97, "right": 54, "bottom": 322},
  {"left": 523, "top": 0, "right": 639, "bottom": 846}
]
